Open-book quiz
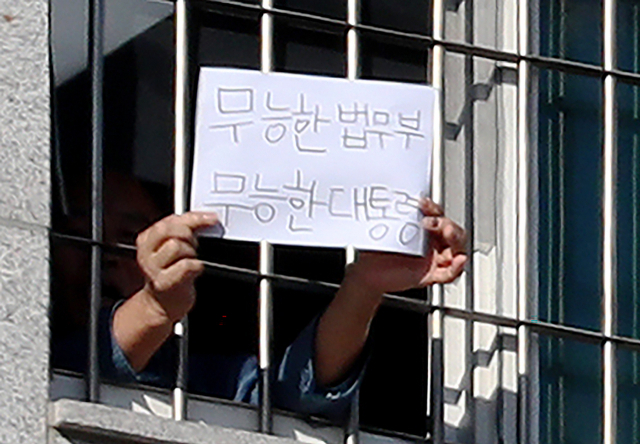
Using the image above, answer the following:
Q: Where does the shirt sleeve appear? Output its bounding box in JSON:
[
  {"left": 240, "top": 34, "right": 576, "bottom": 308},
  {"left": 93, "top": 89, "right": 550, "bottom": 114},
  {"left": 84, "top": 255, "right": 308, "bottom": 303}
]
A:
[
  {"left": 273, "top": 315, "right": 369, "bottom": 421},
  {"left": 99, "top": 300, "right": 175, "bottom": 388}
]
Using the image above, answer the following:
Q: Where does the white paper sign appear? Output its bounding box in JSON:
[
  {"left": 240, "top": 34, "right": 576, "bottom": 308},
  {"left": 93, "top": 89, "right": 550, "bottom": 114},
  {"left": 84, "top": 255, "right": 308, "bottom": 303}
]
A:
[{"left": 190, "top": 67, "right": 437, "bottom": 255}]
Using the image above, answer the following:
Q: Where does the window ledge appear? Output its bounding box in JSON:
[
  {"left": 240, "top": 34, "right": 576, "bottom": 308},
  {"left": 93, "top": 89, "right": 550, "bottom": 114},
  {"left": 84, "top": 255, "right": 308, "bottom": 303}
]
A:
[{"left": 49, "top": 399, "right": 299, "bottom": 444}]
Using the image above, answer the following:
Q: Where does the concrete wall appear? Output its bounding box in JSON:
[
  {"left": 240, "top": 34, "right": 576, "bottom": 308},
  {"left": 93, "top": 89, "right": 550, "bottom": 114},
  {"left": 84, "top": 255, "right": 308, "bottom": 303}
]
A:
[{"left": 0, "top": 1, "right": 51, "bottom": 444}]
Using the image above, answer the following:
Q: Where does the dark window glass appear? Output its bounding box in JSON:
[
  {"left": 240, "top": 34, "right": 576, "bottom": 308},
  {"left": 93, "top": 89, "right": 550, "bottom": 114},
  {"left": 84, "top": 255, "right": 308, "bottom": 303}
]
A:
[
  {"left": 360, "top": 33, "right": 428, "bottom": 84},
  {"left": 273, "top": 0, "right": 346, "bottom": 20},
  {"left": 274, "top": 246, "right": 345, "bottom": 284},
  {"left": 536, "top": 334, "right": 602, "bottom": 444},
  {"left": 188, "top": 277, "right": 259, "bottom": 400},
  {"left": 617, "top": 346, "right": 640, "bottom": 444},
  {"left": 195, "top": 11, "right": 261, "bottom": 70},
  {"left": 50, "top": 238, "right": 92, "bottom": 374},
  {"left": 537, "top": 69, "right": 602, "bottom": 331},
  {"left": 273, "top": 283, "right": 333, "bottom": 362},
  {"left": 360, "top": 308, "right": 428, "bottom": 436},
  {"left": 361, "top": 0, "right": 432, "bottom": 35},
  {"left": 617, "top": 80, "right": 640, "bottom": 338},
  {"left": 538, "top": 0, "right": 602, "bottom": 66},
  {"left": 273, "top": 19, "right": 345, "bottom": 77},
  {"left": 617, "top": 0, "right": 640, "bottom": 73}
]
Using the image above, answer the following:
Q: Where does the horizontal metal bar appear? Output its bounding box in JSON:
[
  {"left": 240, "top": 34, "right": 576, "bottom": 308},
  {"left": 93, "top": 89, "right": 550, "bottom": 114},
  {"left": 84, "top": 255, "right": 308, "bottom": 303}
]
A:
[
  {"left": 188, "top": 0, "right": 640, "bottom": 83},
  {"left": 53, "top": 367, "right": 435, "bottom": 443},
  {"left": 52, "top": 232, "right": 640, "bottom": 350},
  {"left": 193, "top": 0, "right": 345, "bottom": 30}
]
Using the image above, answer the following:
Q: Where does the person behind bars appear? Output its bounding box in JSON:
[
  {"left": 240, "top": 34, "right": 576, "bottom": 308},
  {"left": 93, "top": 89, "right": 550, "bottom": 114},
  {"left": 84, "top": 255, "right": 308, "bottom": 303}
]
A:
[{"left": 53, "top": 171, "right": 467, "bottom": 419}]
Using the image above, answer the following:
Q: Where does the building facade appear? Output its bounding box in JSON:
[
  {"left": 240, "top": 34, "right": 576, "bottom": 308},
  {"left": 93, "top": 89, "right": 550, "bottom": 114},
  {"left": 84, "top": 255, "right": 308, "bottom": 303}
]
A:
[{"left": 1, "top": 0, "right": 640, "bottom": 443}]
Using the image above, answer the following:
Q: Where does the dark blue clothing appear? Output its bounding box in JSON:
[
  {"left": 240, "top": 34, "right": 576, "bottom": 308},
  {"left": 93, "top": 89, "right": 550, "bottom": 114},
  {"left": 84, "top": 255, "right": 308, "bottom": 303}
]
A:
[{"left": 103, "top": 303, "right": 365, "bottom": 420}]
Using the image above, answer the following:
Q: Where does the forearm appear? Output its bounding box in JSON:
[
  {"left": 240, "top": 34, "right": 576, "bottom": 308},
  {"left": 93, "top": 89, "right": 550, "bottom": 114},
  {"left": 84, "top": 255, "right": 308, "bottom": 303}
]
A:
[
  {"left": 112, "top": 289, "right": 174, "bottom": 372},
  {"left": 314, "top": 266, "right": 383, "bottom": 387}
]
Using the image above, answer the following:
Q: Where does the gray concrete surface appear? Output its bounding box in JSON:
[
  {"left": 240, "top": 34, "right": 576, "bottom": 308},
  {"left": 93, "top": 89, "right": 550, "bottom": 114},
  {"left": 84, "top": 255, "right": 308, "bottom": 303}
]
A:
[
  {"left": 50, "top": 399, "right": 300, "bottom": 444},
  {"left": 0, "top": 0, "right": 50, "bottom": 227},
  {"left": 0, "top": 0, "right": 51, "bottom": 443}
]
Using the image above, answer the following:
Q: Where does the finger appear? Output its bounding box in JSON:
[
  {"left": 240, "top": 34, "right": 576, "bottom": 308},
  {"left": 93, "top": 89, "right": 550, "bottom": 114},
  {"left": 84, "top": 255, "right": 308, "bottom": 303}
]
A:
[
  {"left": 152, "top": 258, "right": 205, "bottom": 293},
  {"left": 422, "top": 216, "right": 467, "bottom": 254},
  {"left": 428, "top": 254, "right": 467, "bottom": 285},
  {"left": 138, "top": 212, "right": 218, "bottom": 254},
  {"left": 420, "top": 198, "right": 444, "bottom": 217},
  {"left": 434, "top": 247, "right": 453, "bottom": 266},
  {"left": 137, "top": 218, "right": 194, "bottom": 268},
  {"left": 151, "top": 238, "right": 197, "bottom": 271},
  {"left": 177, "top": 211, "right": 219, "bottom": 231}
]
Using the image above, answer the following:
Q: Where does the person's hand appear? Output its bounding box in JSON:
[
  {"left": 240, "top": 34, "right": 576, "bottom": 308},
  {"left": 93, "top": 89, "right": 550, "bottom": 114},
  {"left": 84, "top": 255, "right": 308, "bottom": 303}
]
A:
[
  {"left": 346, "top": 198, "right": 467, "bottom": 296},
  {"left": 315, "top": 200, "right": 466, "bottom": 386},
  {"left": 135, "top": 211, "right": 219, "bottom": 324}
]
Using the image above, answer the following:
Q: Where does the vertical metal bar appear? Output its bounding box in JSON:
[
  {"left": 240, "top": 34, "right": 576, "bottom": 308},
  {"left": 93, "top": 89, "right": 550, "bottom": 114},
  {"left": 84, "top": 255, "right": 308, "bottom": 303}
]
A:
[
  {"left": 347, "top": 0, "right": 359, "bottom": 82},
  {"left": 463, "top": 0, "right": 476, "bottom": 441},
  {"left": 259, "top": 1, "right": 274, "bottom": 433},
  {"left": 261, "top": 1, "right": 274, "bottom": 74},
  {"left": 430, "top": 310, "right": 445, "bottom": 444},
  {"left": 173, "top": 320, "right": 188, "bottom": 420},
  {"left": 517, "top": 0, "right": 530, "bottom": 442},
  {"left": 345, "top": 388, "right": 360, "bottom": 444},
  {"left": 604, "top": 341, "right": 616, "bottom": 444},
  {"left": 175, "top": 0, "right": 189, "bottom": 216},
  {"left": 429, "top": 0, "right": 445, "bottom": 443},
  {"left": 259, "top": 240, "right": 274, "bottom": 433},
  {"left": 517, "top": 61, "right": 530, "bottom": 440},
  {"left": 430, "top": 0, "right": 445, "bottom": 205},
  {"left": 634, "top": 98, "right": 640, "bottom": 442},
  {"left": 603, "top": 0, "right": 617, "bottom": 443},
  {"left": 173, "top": 0, "right": 190, "bottom": 421},
  {"left": 604, "top": 0, "right": 616, "bottom": 74},
  {"left": 87, "top": 0, "right": 105, "bottom": 404},
  {"left": 603, "top": 2, "right": 617, "bottom": 338},
  {"left": 345, "top": 2, "right": 360, "bottom": 443}
]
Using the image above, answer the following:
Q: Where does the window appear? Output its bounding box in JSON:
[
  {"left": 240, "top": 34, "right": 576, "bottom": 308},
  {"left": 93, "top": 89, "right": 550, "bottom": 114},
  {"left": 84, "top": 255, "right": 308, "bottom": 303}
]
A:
[{"left": 49, "top": 0, "right": 640, "bottom": 443}]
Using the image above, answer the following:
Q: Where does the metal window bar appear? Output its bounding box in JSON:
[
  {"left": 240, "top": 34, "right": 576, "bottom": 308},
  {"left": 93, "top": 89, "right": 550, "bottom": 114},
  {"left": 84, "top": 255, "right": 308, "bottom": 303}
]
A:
[
  {"left": 428, "top": 0, "right": 445, "bottom": 442},
  {"left": 345, "top": 1, "right": 361, "bottom": 443},
  {"left": 517, "top": 0, "right": 530, "bottom": 443},
  {"left": 603, "top": 1, "right": 617, "bottom": 443},
  {"left": 60, "top": 218, "right": 640, "bottom": 348},
  {"left": 259, "top": 240, "right": 274, "bottom": 433},
  {"left": 87, "top": 0, "right": 106, "bottom": 404},
  {"left": 191, "top": 0, "right": 640, "bottom": 84},
  {"left": 462, "top": 1, "right": 477, "bottom": 442},
  {"left": 172, "top": 0, "right": 191, "bottom": 421},
  {"left": 259, "top": 0, "right": 275, "bottom": 433},
  {"left": 58, "top": 227, "right": 640, "bottom": 341},
  {"left": 542, "top": 2, "right": 567, "bottom": 439}
]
